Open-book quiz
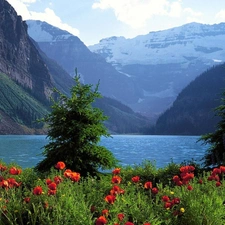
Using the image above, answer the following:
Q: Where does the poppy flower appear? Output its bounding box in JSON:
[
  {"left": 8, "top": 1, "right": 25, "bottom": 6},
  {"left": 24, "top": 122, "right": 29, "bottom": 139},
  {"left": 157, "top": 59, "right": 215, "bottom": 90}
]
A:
[
  {"left": 7, "top": 178, "right": 21, "bottom": 188},
  {"left": 110, "top": 185, "right": 125, "bottom": 195},
  {"left": 0, "top": 164, "right": 7, "bottom": 171},
  {"left": 33, "top": 186, "right": 43, "bottom": 195},
  {"left": 216, "top": 181, "right": 221, "bottom": 187},
  {"left": 54, "top": 176, "right": 63, "bottom": 184},
  {"left": 112, "top": 168, "right": 121, "bottom": 175},
  {"left": 70, "top": 172, "right": 80, "bottom": 182},
  {"left": 105, "top": 195, "right": 116, "bottom": 204},
  {"left": 144, "top": 181, "right": 152, "bottom": 189},
  {"left": 131, "top": 176, "right": 140, "bottom": 183},
  {"left": 117, "top": 213, "right": 125, "bottom": 221},
  {"left": 187, "top": 185, "right": 193, "bottom": 191},
  {"left": 9, "top": 167, "right": 21, "bottom": 175},
  {"left": 96, "top": 216, "right": 107, "bottom": 225},
  {"left": 48, "top": 182, "right": 57, "bottom": 190},
  {"left": 164, "top": 202, "right": 172, "bottom": 209},
  {"left": 48, "top": 189, "right": 57, "bottom": 195},
  {"left": 151, "top": 187, "right": 158, "bottom": 194},
  {"left": 46, "top": 178, "right": 52, "bottom": 185},
  {"left": 23, "top": 197, "right": 30, "bottom": 203},
  {"left": 172, "top": 175, "right": 180, "bottom": 183},
  {"left": 64, "top": 169, "right": 72, "bottom": 178},
  {"left": 124, "top": 222, "right": 134, "bottom": 225},
  {"left": 162, "top": 195, "right": 170, "bottom": 202},
  {"left": 111, "top": 176, "right": 122, "bottom": 184},
  {"left": 102, "top": 209, "right": 109, "bottom": 216},
  {"left": 55, "top": 161, "right": 66, "bottom": 170},
  {"left": 220, "top": 166, "right": 225, "bottom": 173}
]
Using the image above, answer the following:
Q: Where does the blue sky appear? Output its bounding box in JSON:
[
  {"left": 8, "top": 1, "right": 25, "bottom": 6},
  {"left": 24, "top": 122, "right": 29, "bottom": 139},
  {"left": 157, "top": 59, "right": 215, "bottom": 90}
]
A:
[{"left": 7, "top": 0, "right": 225, "bottom": 46}]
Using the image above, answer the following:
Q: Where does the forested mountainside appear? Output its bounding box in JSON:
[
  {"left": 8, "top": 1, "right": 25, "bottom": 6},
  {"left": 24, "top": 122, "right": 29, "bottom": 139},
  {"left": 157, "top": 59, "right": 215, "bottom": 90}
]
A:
[
  {"left": 153, "top": 63, "right": 225, "bottom": 135},
  {"left": 0, "top": 0, "right": 150, "bottom": 134}
]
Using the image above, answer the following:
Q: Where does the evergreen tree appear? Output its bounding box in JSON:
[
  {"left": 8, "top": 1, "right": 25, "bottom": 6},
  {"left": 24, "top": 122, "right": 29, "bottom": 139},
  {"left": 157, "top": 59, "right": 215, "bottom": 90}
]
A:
[
  {"left": 35, "top": 73, "right": 118, "bottom": 176},
  {"left": 200, "top": 90, "right": 225, "bottom": 166}
]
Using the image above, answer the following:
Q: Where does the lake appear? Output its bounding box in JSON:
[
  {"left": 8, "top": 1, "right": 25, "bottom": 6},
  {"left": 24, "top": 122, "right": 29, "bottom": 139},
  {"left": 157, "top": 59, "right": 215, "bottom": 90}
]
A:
[{"left": 0, "top": 135, "right": 209, "bottom": 169}]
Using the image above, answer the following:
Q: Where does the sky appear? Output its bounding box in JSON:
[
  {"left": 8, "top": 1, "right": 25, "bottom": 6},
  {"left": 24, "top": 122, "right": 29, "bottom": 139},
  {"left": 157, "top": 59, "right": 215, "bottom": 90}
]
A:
[{"left": 6, "top": 0, "right": 225, "bottom": 46}]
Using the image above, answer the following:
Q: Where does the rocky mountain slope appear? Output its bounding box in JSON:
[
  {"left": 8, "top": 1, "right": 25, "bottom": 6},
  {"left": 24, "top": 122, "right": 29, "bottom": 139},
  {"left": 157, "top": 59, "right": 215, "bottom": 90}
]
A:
[
  {"left": 153, "top": 63, "right": 225, "bottom": 135},
  {"left": 0, "top": 0, "right": 150, "bottom": 134},
  {"left": 89, "top": 22, "right": 225, "bottom": 119},
  {"left": 26, "top": 20, "right": 141, "bottom": 106}
]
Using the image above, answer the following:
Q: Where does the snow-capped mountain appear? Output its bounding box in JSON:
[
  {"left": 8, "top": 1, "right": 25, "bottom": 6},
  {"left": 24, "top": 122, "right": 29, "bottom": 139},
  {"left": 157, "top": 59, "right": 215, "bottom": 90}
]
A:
[
  {"left": 89, "top": 22, "right": 225, "bottom": 118},
  {"left": 26, "top": 21, "right": 225, "bottom": 121},
  {"left": 26, "top": 20, "right": 141, "bottom": 110}
]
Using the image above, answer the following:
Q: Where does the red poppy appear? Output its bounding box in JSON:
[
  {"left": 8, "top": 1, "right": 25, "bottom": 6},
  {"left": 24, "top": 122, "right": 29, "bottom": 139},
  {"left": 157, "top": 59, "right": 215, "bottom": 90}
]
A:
[
  {"left": 187, "top": 185, "right": 193, "bottom": 191},
  {"left": 48, "top": 182, "right": 57, "bottom": 190},
  {"left": 216, "top": 181, "right": 221, "bottom": 187},
  {"left": 124, "top": 222, "right": 134, "bottom": 225},
  {"left": 105, "top": 195, "right": 116, "bottom": 204},
  {"left": 54, "top": 176, "right": 63, "bottom": 184},
  {"left": 46, "top": 178, "right": 52, "bottom": 185},
  {"left": 55, "top": 161, "right": 66, "bottom": 170},
  {"left": 198, "top": 179, "right": 203, "bottom": 184},
  {"left": 112, "top": 168, "right": 121, "bottom": 175},
  {"left": 111, "top": 176, "right": 122, "bottom": 184},
  {"left": 131, "top": 176, "right": 140, "bottom": 183},
  {"left": 0, "top": 164, "right": 7, "bottom": 172},
  {"left": 23, "top": 197, "right": 31, "bottom": 203},
  {"left": 144, "top": 181, "right": 152, "bottom": 189},
  {"left": 164, "top": 202, "right": 172, "bottom": 209},
  {"left": 102, "top": 209, "right": 109, "bottom": 216},
  {"left": 151, "top": 187, "right": 158, "bottom": 194},
  {"left": 220, "top": 166, "right": 225, "bottom": 173},
  {"left": 117, "top": 213, "right": 125, "bottom": 221},
  {"left": 212, "top": 168, "right": 221, "bottom": 176},
  {"left": 172, "top": 197, "right": 180, "bottom": 205},
  {"left": 96, "top": 216, "right": 107, "bottom": 225},
  {"left": 172, "top": 175, "right": 180, "bottom": 183},
  {"left": 162, "top": 195, "right": 170, "bottom": 202},
  {"left": 110, "top": 185, "right": 125, "bottom": 195},
  {"left": 70, "top": 172, "right": 80, "bottom": 182},
  {"left": 7, "top": 178, "right": 21, "bottom": 188},
  {"left": 64, "top": 169, "right": 72, "bottom": 178},
  {"left": 48, "top": 189, "right": 57, "bottom": 195},
  {"left": 33, "top": 186, "right": 43, "bottom": 195},
  {"left": 9, "top": 167, "right": 22, "bottom": 175}
]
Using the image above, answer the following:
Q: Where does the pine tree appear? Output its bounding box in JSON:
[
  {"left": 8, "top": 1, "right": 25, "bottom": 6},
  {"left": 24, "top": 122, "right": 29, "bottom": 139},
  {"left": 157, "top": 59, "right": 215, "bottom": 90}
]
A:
[
  {"left": 200, "top": 90, "right": 225, "bottom": 166},
  {"left": 35, "top": 72, "right": 118, "bottom": 176}
]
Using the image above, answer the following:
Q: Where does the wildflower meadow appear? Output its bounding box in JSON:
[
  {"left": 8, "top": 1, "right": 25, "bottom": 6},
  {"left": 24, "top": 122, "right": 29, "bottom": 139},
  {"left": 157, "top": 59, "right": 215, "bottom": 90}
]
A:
[{"left": 0, "top": 160, "right": 225, "bottom": 225}]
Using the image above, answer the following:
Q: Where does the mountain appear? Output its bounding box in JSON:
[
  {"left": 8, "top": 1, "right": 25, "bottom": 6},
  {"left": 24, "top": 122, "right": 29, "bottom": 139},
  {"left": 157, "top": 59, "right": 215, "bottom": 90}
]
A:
[
  {"left": 153, "top": 63, "right": 225, "bottom": 135},
  {"left": 0, "top": 0, "right": 150, "bottom": 134},
  {"left": 26, "top": 20, "right": 141, "bottom": 106},
  {"left": 0, "top": 0, "right": 55, "bottom": 134},
  {"left": 89, "top": 22, "right": 225, "bottom": 119}
]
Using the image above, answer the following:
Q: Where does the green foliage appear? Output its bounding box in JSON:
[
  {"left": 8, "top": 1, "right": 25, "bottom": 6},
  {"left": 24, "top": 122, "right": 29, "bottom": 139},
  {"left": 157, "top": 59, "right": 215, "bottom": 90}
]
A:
[
  {"left": 35, "top": 73, "right": 118, "bottom": 176},
  {"left": 0, "top": 73, "right": 49, "bottom": 129},
  {"left": 200, "top": 90, "right": 225, "bottom": 167},
  {"left": 154, "top": 63, "right": 225, "bottom": 135},
  {"left": 1, "top": 160, "right": 225, "bottom": 225}
]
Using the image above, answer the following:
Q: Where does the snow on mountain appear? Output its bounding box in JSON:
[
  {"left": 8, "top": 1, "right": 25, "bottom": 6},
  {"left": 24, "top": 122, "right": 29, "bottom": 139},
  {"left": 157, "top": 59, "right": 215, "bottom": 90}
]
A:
[
  {"left": 26, "top": 20, "right": 73, "bottom": 42},
  {"left": 88, "top": 22, "right": 225, "bottom": 120},
  {"left": 89, "top": 22, "right": 225, "bottom": 67}
]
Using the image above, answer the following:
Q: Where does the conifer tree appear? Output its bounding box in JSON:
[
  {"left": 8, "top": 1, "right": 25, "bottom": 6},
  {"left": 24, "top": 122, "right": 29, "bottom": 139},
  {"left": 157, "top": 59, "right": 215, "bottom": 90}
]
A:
[
  {"left": 35, "top": 72, "right": 118, "bottom": 176},
  {"left": 200, "top": 90, "right": 225, "bottom": 166}
]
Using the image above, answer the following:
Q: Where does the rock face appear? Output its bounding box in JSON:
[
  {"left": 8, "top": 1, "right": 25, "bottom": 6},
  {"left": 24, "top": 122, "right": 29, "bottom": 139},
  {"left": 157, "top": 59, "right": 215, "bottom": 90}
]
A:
[
  {"left": 89, "top": 22, "right": 225, "bottom": 119},
  {"left": 0, "top": 0, "right": 53, "bottom": 103}
]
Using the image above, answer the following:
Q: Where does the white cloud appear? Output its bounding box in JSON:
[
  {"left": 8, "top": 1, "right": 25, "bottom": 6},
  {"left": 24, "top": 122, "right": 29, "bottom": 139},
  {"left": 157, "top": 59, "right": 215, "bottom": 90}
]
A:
[
  {"left": 92, "top": 0, "right": 172, "bottom": 29},
  {"left": 215, "top": 9, "right": 225, "bottom": 21},
  {"left": 92, "top": 0, "right": 189, "bottom": 29},
  {"left": 183, "top": 7, "right": 203, "bottom": 23},
  {"left": 6, "top": 0, "right": 79, "bottom": 36}
]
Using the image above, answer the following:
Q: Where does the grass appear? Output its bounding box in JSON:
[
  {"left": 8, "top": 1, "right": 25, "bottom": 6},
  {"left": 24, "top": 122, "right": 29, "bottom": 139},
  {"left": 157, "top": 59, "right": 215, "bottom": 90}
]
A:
[{"left": 0, "top": 160, "right": 224, "bottom": 225}]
